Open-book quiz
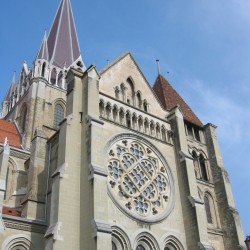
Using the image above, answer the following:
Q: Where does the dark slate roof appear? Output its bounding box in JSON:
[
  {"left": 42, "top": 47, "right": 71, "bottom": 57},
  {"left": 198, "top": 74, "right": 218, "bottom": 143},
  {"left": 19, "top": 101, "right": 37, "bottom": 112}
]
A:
[
  {"left": 0, "top": 120, "right": 22, "bottom": 148},
  {"left": 153, "top": 74, "right": 203, "bottom": 127},
  {"left": 46, "top": 0, "right": 81, "bottom": 68},
  {"left": 36, "top": 32, "right": 49, "bottom": 61}
]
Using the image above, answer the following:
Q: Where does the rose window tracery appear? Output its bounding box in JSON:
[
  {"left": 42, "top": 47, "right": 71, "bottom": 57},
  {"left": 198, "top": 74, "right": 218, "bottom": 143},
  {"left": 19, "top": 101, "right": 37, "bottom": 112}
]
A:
[{"left": 107, "top": 136, "right": 174, "bottom": 222}]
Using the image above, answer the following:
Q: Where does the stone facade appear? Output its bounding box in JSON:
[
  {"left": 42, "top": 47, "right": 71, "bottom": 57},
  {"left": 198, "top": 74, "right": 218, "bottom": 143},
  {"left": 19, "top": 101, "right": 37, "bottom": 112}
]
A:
[{"left": 0, "top": 0, "right": 246, "bottom": 249}]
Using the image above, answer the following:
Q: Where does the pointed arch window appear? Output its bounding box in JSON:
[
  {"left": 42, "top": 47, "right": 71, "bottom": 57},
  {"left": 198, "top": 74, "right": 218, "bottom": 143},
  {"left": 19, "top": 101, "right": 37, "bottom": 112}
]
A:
[
  {"left": 199, "top": 154, "right": 208, "bottom": 181},
  {"left": 54, "top": 103, "right": 65, "bottom": 129},
  {"left": 41, "top": 62, "right": 46, "bottom": 77},
  {"left": 204, "top": 195, "right": 213, "bottom": 224}
]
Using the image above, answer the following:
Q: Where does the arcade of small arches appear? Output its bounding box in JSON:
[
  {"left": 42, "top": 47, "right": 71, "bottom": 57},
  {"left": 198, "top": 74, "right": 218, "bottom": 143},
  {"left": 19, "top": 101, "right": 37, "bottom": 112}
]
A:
[
  {"left": 99, "top": 100, "right": 173, "bottom": 144},
  {"left": 34, "top": 60, "right": 67, "bottom": 89},
  {"left": 111, "top": 227, "right": 184, "bottom": 250}
]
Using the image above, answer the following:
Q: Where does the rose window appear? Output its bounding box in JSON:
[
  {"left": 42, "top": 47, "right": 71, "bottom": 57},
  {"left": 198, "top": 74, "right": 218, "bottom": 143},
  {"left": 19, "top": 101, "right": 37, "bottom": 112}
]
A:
[{"left": 107, "top": 136, "right": 174, "bottom": 222}]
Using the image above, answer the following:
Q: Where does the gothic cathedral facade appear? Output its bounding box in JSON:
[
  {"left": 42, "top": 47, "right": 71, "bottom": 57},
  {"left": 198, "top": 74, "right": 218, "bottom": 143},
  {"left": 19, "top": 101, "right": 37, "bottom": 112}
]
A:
[{"left": 0, "top": 0, "right": 246, "bottom": 249}]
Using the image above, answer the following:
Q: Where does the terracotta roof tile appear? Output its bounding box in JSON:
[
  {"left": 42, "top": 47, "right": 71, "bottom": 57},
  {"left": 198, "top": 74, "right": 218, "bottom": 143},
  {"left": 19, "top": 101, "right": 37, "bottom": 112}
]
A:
[
  {"left": 0, "top": 119, "right": 22, "bottom": 148},
  {"left": 153, "top": 75, "right": 203, "bottom": 127}
]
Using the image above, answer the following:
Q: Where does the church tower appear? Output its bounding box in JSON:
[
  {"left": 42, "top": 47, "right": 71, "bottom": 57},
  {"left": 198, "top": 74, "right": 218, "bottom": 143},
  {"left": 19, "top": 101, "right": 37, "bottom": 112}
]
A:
[{"left": 0, "top": 0, "right": 246, "bottom": 249}]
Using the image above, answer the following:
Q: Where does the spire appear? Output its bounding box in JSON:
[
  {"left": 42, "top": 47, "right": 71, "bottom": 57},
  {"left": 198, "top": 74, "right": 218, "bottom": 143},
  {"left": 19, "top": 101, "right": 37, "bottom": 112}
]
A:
[
  {"left": 47, "top": 0, "right": 82, "bottom": 68},
  {"left": 36, "top": 31, "right": 49, "bottom": 61},
  {"left": 4, "top": 72, "right": 16, "bottom": 101}
]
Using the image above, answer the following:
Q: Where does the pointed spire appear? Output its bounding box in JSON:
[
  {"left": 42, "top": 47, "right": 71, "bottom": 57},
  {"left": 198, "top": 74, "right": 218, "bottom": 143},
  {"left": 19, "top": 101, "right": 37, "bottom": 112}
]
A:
[
  {"left": 47, "top": 0, "right": 82, "bottom": 68},
  {"left": 36, "top": 31, "right": 49, "bottom": 61},
  {"left": 4, "top": 72, "right": 16, "bottom": 101}
]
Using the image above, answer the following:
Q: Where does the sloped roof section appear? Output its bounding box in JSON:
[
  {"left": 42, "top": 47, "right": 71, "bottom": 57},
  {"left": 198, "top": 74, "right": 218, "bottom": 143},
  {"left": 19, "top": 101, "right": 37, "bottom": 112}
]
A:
[
  {"left": 4, "top": 73, "right": 16, "bottom": 102},
  {"left": 47, "top": 0, "right": 81, "bottom": 68},
  {"left": 36, "top": 31, "right": 49, "bottom": 61},
  {"left": 0, "top": 120, "right": 22, "bottom": 148},
  {"left": 153, "top": 74, "right": 203, "bottom": 127}
]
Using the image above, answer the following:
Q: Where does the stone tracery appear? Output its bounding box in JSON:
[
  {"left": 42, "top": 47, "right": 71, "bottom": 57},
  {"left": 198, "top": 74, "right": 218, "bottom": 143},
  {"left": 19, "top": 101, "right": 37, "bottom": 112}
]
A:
[{"left": 107, "top": 136, "right": 174, "bottom": 222}]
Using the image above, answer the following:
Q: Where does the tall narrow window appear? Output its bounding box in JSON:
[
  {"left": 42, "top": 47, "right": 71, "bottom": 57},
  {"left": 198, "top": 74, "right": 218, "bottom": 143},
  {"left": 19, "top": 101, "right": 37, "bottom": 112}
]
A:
[
  {"left": 41, "top": 62, "right": 46, "bottom": 77},
  {"left": 199, "top": 155, "right": 208, "bottom": 181},
  {"left": 126, "top": 112, "right": 131, "bottom": 128},
  {"left": 136, "top": 92, "right": 142, "bottom": 108},
  {"left": 54, "top": 103, "right": 64, "bottom": 129},
  {"left": 204, "top": 195, "right": 213, "bottom": 223},
  {"left": 143, "top": 101, "right": 148, "bottom": 112}
]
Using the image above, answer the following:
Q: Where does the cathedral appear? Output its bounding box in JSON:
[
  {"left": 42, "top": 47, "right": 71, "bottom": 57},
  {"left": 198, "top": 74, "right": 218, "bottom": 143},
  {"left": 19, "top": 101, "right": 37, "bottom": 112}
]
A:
[{"left": 0, "top": 0, "right": 246, "bottom": 249}]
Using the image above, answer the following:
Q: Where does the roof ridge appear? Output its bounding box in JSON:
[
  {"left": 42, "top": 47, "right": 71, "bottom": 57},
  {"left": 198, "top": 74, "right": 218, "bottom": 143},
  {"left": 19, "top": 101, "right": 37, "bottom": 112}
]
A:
[{"left": 36, "top": 31, "right": 49, "bottom": 60}]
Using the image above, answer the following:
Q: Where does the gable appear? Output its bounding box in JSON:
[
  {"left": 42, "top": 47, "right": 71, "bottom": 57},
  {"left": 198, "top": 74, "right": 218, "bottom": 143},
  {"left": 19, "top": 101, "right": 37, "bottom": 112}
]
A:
[
  {"left": 0, "top": 119, "right": 22, "bottom": 148},
  {"left": 99, "top": 52, "right": 167, "bottom": 119}
]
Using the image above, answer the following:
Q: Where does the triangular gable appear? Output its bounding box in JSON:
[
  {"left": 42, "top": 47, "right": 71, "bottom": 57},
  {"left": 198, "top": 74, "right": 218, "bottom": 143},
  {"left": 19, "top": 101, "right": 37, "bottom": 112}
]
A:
[
  {"left": 99, "top": 52, "right": 167, "bottom": 117},
  {"left": 0, "top": 120, "right": 22, "bottom": 148},
  {"left": 153, "top": 74, "right": 203, "bottom": 127}
]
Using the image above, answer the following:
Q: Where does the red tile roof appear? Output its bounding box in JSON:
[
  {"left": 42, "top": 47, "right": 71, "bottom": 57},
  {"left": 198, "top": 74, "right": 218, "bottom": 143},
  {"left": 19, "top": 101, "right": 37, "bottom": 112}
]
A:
[
  {"left": 0, "top": 119, "right": 22, "bottom": 148},
  {"left": 153, "top": 74, "right": 203, "bottom": 127},
  {"left": 2, "top": 206, "right": 21, "bottom": 217}
]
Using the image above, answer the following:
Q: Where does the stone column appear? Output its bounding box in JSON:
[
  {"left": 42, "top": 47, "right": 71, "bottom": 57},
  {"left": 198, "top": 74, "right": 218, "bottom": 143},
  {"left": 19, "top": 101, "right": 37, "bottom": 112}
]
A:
[
  {"left": 0, "top": 139, "right": 10, "bottom": 231},
  {"left": 22, "top": 129, "right": 48, "bottom": 221},
  {"left": 168, "top": 107, "right": 212, "bottom": 250},
  {"left": 204, "top": 123, "right": 245, "bottom": 250}
]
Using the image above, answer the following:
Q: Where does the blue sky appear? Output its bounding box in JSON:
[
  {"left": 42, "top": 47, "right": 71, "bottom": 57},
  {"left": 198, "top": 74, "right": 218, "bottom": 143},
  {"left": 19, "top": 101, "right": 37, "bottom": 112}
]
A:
[{"left": 1, "top": 0, "right": 249, "bottom": 236}]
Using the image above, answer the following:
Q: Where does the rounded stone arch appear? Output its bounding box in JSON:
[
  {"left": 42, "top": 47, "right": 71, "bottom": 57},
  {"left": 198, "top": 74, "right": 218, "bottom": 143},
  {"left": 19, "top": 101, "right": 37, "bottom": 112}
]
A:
[
  {"left": 112, "top": 104, "right": 119, "bottom": 122},
  {"left": 133, "top": 231, "right": 160, "bottom": 250},
  {"left": 5, "top": 158, "right": 18, "bottom": 201},
  {"left": 99, "top": 99, "right": 105, "bottom": 117},
  {"left": 52, "top": 99, "right": 66, "bottom": 129},
  {"left": 111, "top": 225, "right": 132, "bottom": 250},
  {"left": 136, "top": 90, "right": 143, "bottom": 108},
  {"left": 126, "top": 76, "right": 135, "bottom": 105},
  {"left": 138, "top": 115, "right": 143, "bottom": 132},
  {"left": 119, "top": 107, "right": 125, "bottom": 125},
  {"left": 161, "top": 235, "right": 185, "bottom": 250},
  {"left": 2, "top": 235, "right": 35, "bottom": 250},
  {"left": 105, "top": 102, "right": 112, "bottom": 120},
  {"left": 203, "top": 190, "right": 220, "bottom": 227}
]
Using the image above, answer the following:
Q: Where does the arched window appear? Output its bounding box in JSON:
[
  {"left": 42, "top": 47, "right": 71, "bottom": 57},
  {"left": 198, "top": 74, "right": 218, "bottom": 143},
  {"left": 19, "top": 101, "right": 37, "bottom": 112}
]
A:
[
  {"left": 136, "top": 92, "right": 142, "bottom": 108},
  {"left": 132, "top": 114, "right": 137, "bottom": 129},
  {"left": 113, "top": 106, "right": 118, "bottom": 122},
  {"left": 112, "top": 242, "right": 117, "bottom": 250},
  {"left": 192, "top": 151, "right": 200, "bottom": 179},
  {"left": 161, "top": 126, "right": 166, "bottom": 141},
  {"left": 99, "top": 101, "right": 105, "bottom": 117},
  {"left": 119, "top": 109, "right": 125, "bottom": 125},
  {"left": 138, "top": 117, "right": 143, "bottom": 132},
  {"left": 41, "top": 62, "right": 46, "bottom": 77},
  {"left": 143, "top": 101, "right": 148, "bottom": 112},
  {"left": 199, "top": 154, "right": 208, "bottom": 181},
  {"left": 156, "top": 124, "right": 160, "bottom": 139},
  {"left": 106, "top": 103, "right": 112, "bottom": 120},
  {"left": 144, "top": 119, "right": 149, "bottom": 134},
  {"left": 204, "top": 195, "right": 213, "bottom": 224},
  {"left": 126, "top": 112, "right": 131, "bottom": 128},
  {"left": 54, "top": 103, "right": 64, "bottom": 129},
  {"left": 126, "top": 78, "right": 135, "bottom": 105}
]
